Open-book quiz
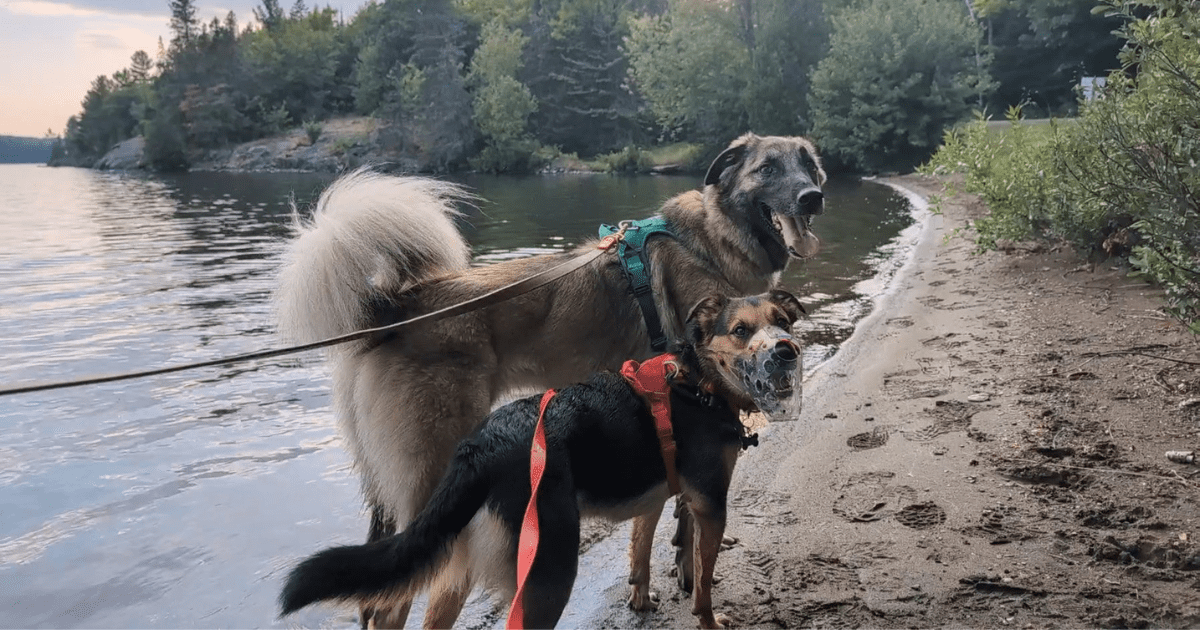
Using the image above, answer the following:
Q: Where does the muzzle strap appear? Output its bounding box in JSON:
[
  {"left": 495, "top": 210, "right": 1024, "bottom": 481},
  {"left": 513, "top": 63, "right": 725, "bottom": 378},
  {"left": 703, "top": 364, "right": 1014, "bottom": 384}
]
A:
[{"left": 621, "top": 354, "right": 681, "bottom": 496}]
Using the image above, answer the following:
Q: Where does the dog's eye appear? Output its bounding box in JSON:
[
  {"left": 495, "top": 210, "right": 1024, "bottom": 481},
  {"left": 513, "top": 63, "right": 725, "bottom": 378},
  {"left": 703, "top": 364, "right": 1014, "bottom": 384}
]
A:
[
  {"left": 733, "top": 324, "right": 749, "bottom": 338},
  {"left": 758, "top": 164, "right": 775, "bottom": 175}
]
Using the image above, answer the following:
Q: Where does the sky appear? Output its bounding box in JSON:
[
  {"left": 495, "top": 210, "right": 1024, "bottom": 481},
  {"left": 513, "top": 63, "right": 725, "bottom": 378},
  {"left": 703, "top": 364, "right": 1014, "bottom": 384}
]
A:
[{"left": 0, "top": 0, "right": 368, "bottom": 137}]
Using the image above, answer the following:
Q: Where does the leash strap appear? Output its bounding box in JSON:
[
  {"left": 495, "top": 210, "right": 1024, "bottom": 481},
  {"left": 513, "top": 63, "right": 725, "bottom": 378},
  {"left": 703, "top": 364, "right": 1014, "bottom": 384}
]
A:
[
  {"left": 0, "top": 237, "right": 624, "bottom": 398},
  {"left": 621, "top": 354, "right": 681, "bottom": 495},
  {"left": 599, "top": 217, "right": 675, "bottom": 352},
  {"left": 507, "top": 389, "right": 555, "bottom": 629}
]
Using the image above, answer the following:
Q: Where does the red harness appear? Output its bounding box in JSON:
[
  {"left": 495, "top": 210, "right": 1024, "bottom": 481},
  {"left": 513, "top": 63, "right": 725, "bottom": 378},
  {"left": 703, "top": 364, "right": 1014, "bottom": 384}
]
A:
[{"left": 506, "top": 354, "right": 680, "bottom": 629}]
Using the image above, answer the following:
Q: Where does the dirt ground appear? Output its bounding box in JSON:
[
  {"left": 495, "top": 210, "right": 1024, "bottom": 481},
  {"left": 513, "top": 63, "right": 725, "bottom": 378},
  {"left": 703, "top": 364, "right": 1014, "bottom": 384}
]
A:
[{"left": 595, "top": 174, "right": 1200, "bottom": 629}]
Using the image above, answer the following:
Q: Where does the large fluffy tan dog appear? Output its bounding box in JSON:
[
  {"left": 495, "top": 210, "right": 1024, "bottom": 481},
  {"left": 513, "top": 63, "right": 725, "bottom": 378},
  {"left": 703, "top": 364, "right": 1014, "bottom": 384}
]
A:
[{"left": 276, "top": 133, "right": 825, "bottom": 628}]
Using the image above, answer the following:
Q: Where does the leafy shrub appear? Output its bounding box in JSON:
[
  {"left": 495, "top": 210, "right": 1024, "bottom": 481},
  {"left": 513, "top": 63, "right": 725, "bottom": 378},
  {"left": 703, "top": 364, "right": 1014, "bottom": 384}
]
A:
[
  {"left": 922, "top": 0, "right": 1200, "bottom": 331},
  {"left": 304, "top": 120, "right": 323, "bottom": 144},
  {"left": 596, "top": 146, "right": 654, "bottom": 173},
  {"left": 258, "top": 102, "right": 291, "bottom": 136},
  {"left": 143, "top": 107, "right": 189, "bottom": 172}
]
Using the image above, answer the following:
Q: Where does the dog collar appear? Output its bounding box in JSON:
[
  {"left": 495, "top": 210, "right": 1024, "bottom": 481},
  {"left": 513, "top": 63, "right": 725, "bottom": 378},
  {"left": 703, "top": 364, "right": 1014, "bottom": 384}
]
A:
[{"left": 620, "top": 353, "right": 681, "bottom": 496}]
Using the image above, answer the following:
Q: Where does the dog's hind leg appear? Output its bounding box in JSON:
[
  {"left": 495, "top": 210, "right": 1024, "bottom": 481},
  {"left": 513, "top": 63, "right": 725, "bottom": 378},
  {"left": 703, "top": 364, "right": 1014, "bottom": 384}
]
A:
[
  {"left": 368, "top": 600, "right": 414, "bottom": 630},
  {"left": 360, "top": 508, "right": 409, "bottom": 629},
  {"left": 627, "top": 505, "right": 665, "bottom": 610},
  {"left": 423, "top": 581, "right": 471, "bottom": 629}
]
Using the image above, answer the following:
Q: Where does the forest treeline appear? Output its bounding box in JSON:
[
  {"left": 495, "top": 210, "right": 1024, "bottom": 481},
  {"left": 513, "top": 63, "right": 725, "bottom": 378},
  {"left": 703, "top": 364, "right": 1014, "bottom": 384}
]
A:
[{"left": 50, "top": 0, "right": 1124, "bottom": 174}]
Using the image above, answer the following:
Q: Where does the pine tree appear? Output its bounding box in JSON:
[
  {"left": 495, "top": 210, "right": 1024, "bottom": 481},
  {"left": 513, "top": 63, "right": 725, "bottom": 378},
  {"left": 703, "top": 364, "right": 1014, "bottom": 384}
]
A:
[
  {"left": 129, "top": 50, "right": 154, "bottom": 82},
  {"left": 255, "top": 0, "right": 284, "bottom": 31},
  {"left": 168, "top": 0, "right": 198, "bottom": 47},
  {"left": 290, "top": 0, "right": 309, "bottom": 20}
]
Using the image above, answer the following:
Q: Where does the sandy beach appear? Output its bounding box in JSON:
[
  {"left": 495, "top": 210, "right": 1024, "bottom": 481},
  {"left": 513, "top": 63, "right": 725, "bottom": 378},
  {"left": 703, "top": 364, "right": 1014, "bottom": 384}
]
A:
[{"left": 585, "top": 174, "right": 1200, "bottom": 629}]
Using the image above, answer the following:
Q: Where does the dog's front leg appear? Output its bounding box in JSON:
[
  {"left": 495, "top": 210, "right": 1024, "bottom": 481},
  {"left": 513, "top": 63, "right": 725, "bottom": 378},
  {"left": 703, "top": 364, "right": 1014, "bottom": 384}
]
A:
[
  {"left": 689, "top": 500, "right": 727, "bottom": 630},
  {"left": 627, "top": 505, "right": 665, "bottom": 610}
]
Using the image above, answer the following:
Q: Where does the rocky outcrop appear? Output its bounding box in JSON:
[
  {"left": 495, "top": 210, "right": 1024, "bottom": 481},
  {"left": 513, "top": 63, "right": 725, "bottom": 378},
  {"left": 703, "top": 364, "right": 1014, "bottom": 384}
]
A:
[
  {"left": 190, "top": 117, "right": 391, "bottom": 173},
  {"left": 94, "top": 136, "right": 146, "bottom": 170}
]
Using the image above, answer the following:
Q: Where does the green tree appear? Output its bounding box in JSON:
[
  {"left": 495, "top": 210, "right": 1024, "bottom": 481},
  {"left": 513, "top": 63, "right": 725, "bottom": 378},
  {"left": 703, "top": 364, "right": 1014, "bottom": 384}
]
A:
[
  {"left": 129, "top": 50, "right": 154, "bottom": 82},
  {"left": 625, "top": 1, "right": 749, "bottom": 143},
  {"left": 353, "top": 0, "right": 474, "bottom": 170},
  {"left": 624, "top": 0, "right": 826, "bottom": 146},
  {"left": 810, "top": 0, "right": 993, "bottom": 172},
  {"left": 242, "top": 7, "right": 353, "bottom": 125},
  {"left": 521, "top": 0, "right": 647, "bottom": 154},
  {"left": 169, "top": 0, "right": 198, "bottom": 48},
  {"left": 975, "top": 0, "right": 1124, "bottom": 117},
  {"left": 255, "top": 0, "right": 285, "bottom": 31},
  {"left": 289, "top": 0, "right": 309, "bottom": 20},
  {"left": 466, "top": 20, "right": 538, "bottom": 171}
]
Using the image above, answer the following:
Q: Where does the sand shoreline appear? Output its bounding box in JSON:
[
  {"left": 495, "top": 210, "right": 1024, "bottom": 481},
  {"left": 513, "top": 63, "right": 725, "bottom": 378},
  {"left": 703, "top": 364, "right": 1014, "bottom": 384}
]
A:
[{"left": 584, "top": 173, "right": 1200, "bottom": 628}]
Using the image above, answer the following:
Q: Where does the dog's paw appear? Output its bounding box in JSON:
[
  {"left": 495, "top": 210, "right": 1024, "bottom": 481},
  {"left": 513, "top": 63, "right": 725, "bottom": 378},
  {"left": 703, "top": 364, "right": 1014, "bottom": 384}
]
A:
[
  {"left": 627, "top": 586, "right": 659, "bottom": 611},
  {"left": 695, "top": 612, "right": 730, "bottom": 629}
]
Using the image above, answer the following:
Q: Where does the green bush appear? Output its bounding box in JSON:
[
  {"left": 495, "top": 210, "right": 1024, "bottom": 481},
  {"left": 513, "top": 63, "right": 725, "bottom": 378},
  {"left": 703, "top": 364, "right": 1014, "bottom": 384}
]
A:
[
  {"left": 922, "top": 0, "right": 1200, "bottom": 331},
  {"left": 143, "top": 106, "right": 189, "bottom": 172},
  {"left": 303, "top": 120, "right": 323, "bottom": 144},
  {"left": 595, "top": 146, "right": 654, "bottom": 174},
  {"left": 923, "top": 108, "right": 1080, "bottom": 250}
]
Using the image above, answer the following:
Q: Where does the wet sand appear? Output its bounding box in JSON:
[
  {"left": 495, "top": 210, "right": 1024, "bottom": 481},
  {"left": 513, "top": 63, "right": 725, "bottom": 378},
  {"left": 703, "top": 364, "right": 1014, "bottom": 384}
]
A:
[{"left": 574, "top": 173, "right": 1200, "bottom": 629}]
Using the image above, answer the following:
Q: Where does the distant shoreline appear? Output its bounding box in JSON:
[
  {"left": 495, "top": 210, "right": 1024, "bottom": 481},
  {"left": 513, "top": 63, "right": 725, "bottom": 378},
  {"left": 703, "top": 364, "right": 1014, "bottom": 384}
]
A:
[{"left": 0, "top": 136, "right": 54, "bottom": 164}]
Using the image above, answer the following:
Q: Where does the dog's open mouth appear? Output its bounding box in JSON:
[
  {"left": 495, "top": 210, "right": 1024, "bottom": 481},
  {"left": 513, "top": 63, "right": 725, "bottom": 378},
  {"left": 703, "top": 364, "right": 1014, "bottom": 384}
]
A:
[{"left": 761, "top": 203, "right": 821, "bottom": 259}]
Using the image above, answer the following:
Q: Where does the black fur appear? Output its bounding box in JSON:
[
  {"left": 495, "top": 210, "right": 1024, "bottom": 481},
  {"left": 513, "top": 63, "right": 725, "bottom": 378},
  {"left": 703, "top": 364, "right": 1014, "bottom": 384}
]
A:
[{"left": 279, "top": 367, "right": 746, "bottom": 620}]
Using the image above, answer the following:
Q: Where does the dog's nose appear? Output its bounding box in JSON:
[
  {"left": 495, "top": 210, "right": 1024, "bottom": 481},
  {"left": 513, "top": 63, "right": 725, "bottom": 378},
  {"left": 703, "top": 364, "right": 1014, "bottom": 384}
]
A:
[
  {"left": 798, "top": 189, "right": 824, "bottom": 215},
  {"left": 770, "top": 339, "right": 798, "bottom": 363}
]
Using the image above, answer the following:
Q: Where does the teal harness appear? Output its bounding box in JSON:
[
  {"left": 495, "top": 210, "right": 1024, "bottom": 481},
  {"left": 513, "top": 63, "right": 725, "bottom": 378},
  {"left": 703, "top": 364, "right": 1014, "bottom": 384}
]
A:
[{"left": 598, "top": 216, "right": 675, "bottom": 351}]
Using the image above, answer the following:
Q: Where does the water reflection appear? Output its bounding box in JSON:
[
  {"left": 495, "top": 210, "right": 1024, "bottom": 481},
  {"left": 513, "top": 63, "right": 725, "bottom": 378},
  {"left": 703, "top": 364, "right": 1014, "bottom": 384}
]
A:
[{"left": 0, "top": 164, "right": 911, "bottom": 628}]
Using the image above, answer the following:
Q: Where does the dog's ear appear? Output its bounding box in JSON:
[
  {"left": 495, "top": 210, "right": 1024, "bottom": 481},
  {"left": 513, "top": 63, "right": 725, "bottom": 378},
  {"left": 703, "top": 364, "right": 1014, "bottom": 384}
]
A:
[
  {"left": 704, "top": 142, "right": 748, "bottom": 187},
  {"left": 685, "top": 295, "right": 728, "bottom": 343},
  {"left": 768, "top": 289, "right": 807, "bottom": 323},
  {"left": 799, "top": 140, "right": 827, "bottom": 187}
]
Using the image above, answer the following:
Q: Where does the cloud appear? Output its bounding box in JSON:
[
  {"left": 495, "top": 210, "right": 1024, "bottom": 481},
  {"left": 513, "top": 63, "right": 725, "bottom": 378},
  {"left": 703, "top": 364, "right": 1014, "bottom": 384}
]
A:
[
  {"left": 76, "top": 24, "right": 159, "bottom": 52},
  {"left": 76, "top": 30, "right": 127, "bottom": 50},
  {"left": 2, "top": 0, "right": 163, "bottom": 19},
  {"left": 2, "top": 0, "right": 368, "bottom": 22}
]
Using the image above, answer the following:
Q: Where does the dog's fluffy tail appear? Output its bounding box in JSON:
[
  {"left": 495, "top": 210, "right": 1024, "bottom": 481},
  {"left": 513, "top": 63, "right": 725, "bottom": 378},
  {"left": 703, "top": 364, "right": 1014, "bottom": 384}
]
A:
[
  {"left": 279, "top": 446, "right": 494, "bottom": 616},
  {"left": 275, "top": 168, "right": 473, "bottom": 349}
]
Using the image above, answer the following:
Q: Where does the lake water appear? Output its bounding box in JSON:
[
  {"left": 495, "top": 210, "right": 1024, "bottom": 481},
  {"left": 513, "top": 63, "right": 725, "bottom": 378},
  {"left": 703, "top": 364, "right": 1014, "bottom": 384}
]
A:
[{"left": 0, "top": 164, "right": 914, "bottom": 628}]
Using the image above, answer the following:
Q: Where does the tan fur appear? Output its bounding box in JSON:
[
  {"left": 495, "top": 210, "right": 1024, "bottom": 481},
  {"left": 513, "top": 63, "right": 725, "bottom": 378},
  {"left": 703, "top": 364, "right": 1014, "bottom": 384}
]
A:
[{"left": 276, "top": 136, "right": 825, "bottom": 628}]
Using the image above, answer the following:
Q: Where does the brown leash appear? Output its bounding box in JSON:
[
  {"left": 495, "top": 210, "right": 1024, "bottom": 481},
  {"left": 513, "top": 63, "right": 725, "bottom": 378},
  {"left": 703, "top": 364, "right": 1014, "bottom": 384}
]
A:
[{"left": 0, "top": 234, "right": 625, "bottom": 397}]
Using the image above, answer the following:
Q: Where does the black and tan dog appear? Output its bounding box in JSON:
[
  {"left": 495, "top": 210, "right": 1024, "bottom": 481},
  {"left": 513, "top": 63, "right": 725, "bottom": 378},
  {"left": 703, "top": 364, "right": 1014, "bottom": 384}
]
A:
[
  {"left": 275, "top": 133, "right": 825, "bottom": 627},
  {"left": 279, "top": 290, "right": 806, "bottom": 629}
]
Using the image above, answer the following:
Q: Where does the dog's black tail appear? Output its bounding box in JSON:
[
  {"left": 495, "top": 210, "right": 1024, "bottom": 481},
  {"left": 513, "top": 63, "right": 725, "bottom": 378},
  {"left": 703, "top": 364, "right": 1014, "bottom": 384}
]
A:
[{"left": 279, "top": 444, "right": 494, "bottom": 616}]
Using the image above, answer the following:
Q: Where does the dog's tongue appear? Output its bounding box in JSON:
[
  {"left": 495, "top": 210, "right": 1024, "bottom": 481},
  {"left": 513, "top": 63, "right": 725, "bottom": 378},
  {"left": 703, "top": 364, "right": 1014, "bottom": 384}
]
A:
[{"left": 778, "top": 215, "right": 820, "bottom": 259}]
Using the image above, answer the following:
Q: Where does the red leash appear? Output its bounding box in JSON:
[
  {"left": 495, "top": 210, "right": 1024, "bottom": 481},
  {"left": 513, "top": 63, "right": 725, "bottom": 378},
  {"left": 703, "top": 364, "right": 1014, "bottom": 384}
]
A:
[
  {"left": 507, "top": 389, "right": 554, "bottom": 630},
  {"left": 506, "top": 355, "right": 681, "bottom": 628}
]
